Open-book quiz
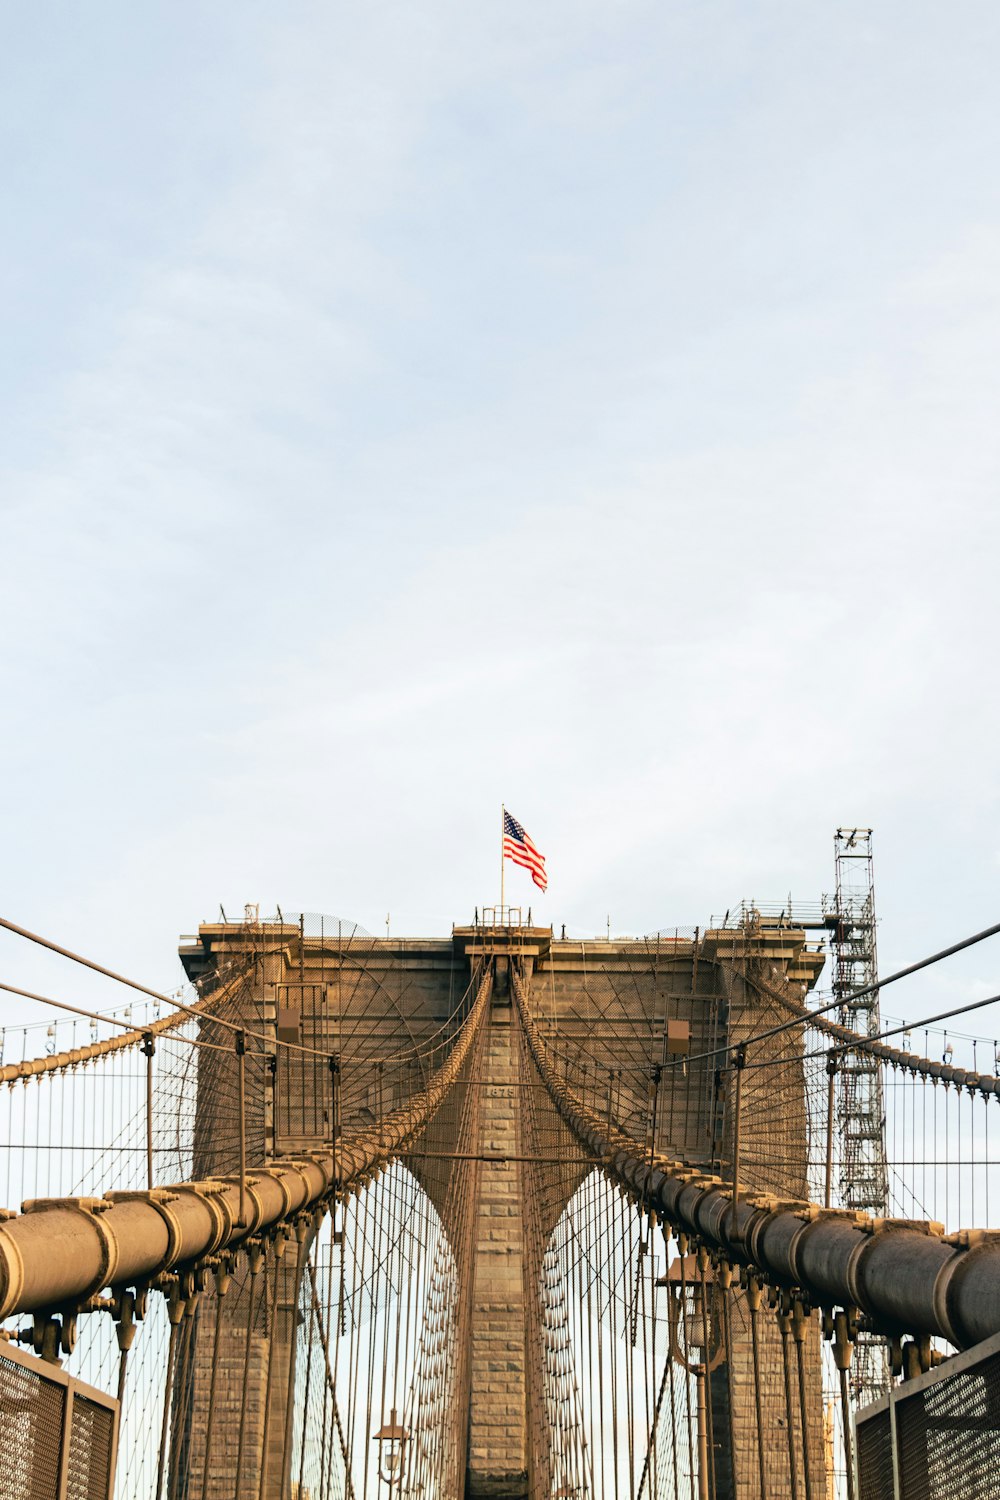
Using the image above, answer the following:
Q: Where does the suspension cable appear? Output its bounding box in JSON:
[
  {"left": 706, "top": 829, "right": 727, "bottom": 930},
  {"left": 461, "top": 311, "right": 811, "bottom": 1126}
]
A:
[
  {"left": 661, "top": 915, "right": 1000, "bottom": 1072},
  {"left": 0, "top": 915, "right": 361, "bottom": 1062}
]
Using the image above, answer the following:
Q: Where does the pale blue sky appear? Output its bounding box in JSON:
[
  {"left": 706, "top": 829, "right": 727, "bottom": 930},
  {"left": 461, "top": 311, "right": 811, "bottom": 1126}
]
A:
[{"left": 3, "top": 3, "right": 1000, "bottom": 1028}]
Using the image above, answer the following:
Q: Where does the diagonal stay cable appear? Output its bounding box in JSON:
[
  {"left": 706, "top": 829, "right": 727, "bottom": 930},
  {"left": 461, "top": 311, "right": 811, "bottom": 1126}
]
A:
[
  {"left": 0, "top": 916, "right": 425, "bottom": 1067},
  {"left": 0, "top": 917, "right": 333, "bottom": 1060},
  {"left": 662, "top": 916, "right": 1000, "bottom": 1073}
]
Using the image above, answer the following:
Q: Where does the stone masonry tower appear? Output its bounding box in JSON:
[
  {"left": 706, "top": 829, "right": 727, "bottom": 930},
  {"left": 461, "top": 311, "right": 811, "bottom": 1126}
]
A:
[{"left": 178, "top": 912, "right": 826, "bottom": 1498}]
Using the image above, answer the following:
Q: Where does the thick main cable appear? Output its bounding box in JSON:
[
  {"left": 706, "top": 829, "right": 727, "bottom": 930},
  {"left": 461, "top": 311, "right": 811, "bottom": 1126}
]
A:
[
  {"left": 511, "top": 963, "right": 1000, "bottom": 1351},
  {"left": 0, "top": 966, "right": 493, "bottom": 1320}
]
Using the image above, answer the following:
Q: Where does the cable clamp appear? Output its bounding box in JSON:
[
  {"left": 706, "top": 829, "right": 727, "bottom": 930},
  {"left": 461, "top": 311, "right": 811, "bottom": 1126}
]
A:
[
  {"left": 868, "top": 1217, "right": 944, "bottom": 1236},
  {"left": 105, "top": 1189, "right": 183, "bottom": 1269},
  {"left": 23, "top": 1198, "right": 120, "bottom": 1300},
  {"left": 942, "top": 1228, "right": 1000, "bottom": 1248}
]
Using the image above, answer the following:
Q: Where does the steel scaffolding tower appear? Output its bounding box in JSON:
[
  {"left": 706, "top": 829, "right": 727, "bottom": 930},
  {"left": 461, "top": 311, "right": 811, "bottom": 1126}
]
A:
[
  {"left": 828, "top": 827, "right": 890, "bottom": 1403},
  {"left": 830, "top": 828, "right": 889, "bottom": 1217}
]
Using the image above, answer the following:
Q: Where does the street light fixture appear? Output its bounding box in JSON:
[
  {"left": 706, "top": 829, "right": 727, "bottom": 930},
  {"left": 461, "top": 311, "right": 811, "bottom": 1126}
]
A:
[{"left": 373, "top": 1407, "right": 409, "bottom": 1488}]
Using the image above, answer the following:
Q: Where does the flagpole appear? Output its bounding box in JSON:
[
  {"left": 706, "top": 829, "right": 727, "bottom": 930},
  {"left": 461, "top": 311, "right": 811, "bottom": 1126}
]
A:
[{"left": 500, "top": 803, "right": 505, "bottom": 916}]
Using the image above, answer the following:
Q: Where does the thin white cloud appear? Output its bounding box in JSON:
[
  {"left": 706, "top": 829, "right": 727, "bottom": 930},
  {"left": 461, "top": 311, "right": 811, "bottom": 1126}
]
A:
[{"left": 2, "top": 2, "right": 1000, "bottom": 1016}]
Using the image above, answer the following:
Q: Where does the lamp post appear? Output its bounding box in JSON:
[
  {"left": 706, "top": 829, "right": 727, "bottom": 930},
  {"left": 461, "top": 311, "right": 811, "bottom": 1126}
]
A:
[
  {"left": 373, "top": 1408, "right": 409, "bottom": 1490},
  {"left": 660, "top": 1252, "right": 725, "bottom": 1500}
]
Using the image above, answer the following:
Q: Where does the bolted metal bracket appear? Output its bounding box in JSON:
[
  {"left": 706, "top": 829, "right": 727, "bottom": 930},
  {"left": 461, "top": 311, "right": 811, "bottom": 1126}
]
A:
[
  {"left": 942, "top": 1227, "right": 1000, "bottom": 1249},
  {"left": 868, "top": 1216, "right": 945, "bottom": 1237}
]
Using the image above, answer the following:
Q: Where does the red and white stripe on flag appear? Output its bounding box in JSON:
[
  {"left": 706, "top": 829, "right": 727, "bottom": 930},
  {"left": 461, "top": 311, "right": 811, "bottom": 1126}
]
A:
[{"left": 503, "top": 810, "right": 548, "bottom": 892}]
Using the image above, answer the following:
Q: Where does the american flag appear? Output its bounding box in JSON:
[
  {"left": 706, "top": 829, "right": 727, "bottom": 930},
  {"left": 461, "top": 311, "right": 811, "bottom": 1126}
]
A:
[{"left": 503, "top": 811, "right": 548, "bottom": 892}]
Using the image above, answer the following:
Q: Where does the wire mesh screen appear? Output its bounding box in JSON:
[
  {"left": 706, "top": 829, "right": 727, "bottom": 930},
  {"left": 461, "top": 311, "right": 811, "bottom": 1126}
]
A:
[
  {"left": 857, "top": 1335, "right": 1000, "bottom": 1499},
  {"left": 0, "top": 1344, "right": 117, "bottom": 1500},
  {"left": 0, "top": 1346, "right": 65, "bottom": 1497},
  {"left": 66, "top": 1394, "right": 116, "bottom": 1500},
  {"left": 856, "top": 1406, "right": 895, "bottom": 1500}
]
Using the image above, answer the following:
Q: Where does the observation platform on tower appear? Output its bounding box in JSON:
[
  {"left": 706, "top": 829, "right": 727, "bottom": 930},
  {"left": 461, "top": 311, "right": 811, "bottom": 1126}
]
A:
[{"left": 452, "top": 910, "right": 552, "bottom": 963}]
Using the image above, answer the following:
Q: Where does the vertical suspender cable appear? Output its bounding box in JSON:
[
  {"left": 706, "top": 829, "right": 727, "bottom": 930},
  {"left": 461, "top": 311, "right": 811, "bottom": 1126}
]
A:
[
  {"left": 258, "top": 1233, "right": 285, "bottom": 1500},
  {"left": 793, "top": 1300, "right": 814, "bottom": 1500},
  {"left": 142, "top": 1032, "right": 155, "bottom": 1191},
  {"left": 280, "top": 1222, "right": 308, "bottom": 1496},
  {"left": 199, "top": 1262, "right": 231, "bottom": 1500},
  {"left": 833, "top": 1312, "right": 857, "bottom": 1500},
  {"left": 155, "top": 1302, "right": 183, "bottom": 1500},
  {"left": 730, "top": 1046, "right": 746, "bottom": 1232},
  {"left": 778, "top": 1306, "right": 800, "bottom": 1500},
  {"left": 697, "top": 1255, "right": 717, "bottom": 1500},
  {"left": 720, "top": 1267, "right": 739, "bottom": 1500},
  {"left": 169, "top": 1291, "right": 200, "bottom": 1493},
  {"left": 747, "top": 1278, "right": 768, "bottom": 1500},
  {"left": 236, "top": 1031, "right": 247, "bottom": 1227},
  {"left": 825, "top": 1055, "right": 837, "bottom": 1209},
  {"left": 234, "top": 1245, "right": 263, "bottom": 1500}
]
